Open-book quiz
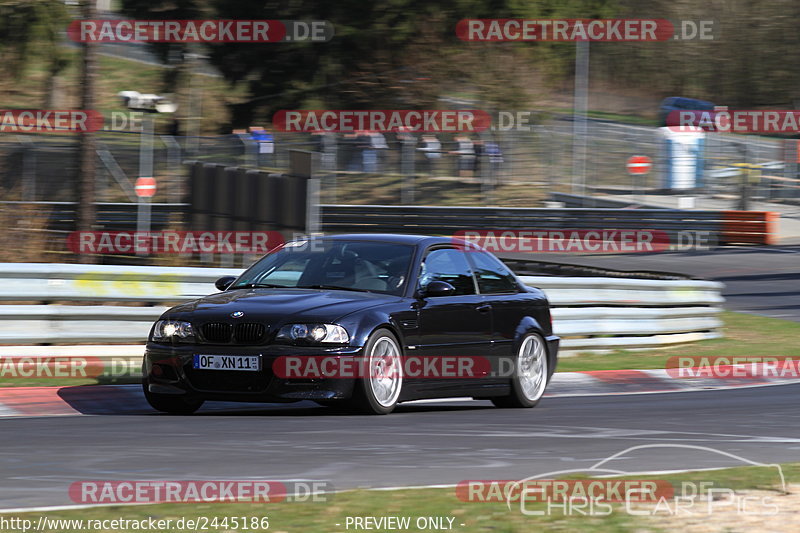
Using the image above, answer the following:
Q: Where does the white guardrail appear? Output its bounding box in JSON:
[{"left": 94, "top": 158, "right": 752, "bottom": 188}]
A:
[{"left": 0, "top": 264, "right": 725, "bottom": 374}]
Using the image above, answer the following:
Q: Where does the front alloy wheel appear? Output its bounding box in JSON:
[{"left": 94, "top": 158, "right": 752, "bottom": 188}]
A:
[{"left": 352, "top": 329, "right": 403, "bottom": 414}]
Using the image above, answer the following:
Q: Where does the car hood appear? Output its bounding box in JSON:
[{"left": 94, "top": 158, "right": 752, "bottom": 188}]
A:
[{"left": 165, "top": 288, "right": 394, "bottom": 325}]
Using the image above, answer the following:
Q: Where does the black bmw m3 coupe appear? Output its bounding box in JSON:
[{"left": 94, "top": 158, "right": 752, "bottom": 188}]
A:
[{"left": 143, "top": 234, "right": 559, "bottom": 414}]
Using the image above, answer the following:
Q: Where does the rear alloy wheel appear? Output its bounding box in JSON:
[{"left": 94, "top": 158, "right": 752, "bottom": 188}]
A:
[
  {"left": 142, "top": 380, "right": 204, "bottom": 415},
  {"left": 491, "top": 332, "right": 548, "bottom": 408},
  {"left": 351, "top": 329, "right": 403, "bottom": 414}
]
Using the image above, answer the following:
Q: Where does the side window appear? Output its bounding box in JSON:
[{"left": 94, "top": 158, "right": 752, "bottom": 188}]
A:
[
  {"left": 469, "top": 252, "right": 519, "bottom": 294},
  {"left": 418, "top": 248, "right": 476, "bottom": 296}
]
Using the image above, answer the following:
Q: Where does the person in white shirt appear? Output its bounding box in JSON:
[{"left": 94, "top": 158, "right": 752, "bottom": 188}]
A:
[{"left": 418, "top": 134, "right": 441, "bottom": 175}]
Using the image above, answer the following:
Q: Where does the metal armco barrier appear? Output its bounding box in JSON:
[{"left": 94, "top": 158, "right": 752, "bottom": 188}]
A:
[
  {"left": 520, "top": 276, "right": 724, "bottom": 353},
  {"left": 549, "top": 192, "right": 656, "bottom": 209},
  {"left": 0, "top": 201, "right": 188, "bottom": 233},
  {"left": 0, "top": 263, "right": 241, "bottom": 302},
  {"left": 0, "top": 264, "right": 724, "bottom": 368},
  {"left": 320, "top": 204, "right": 778, "bottom": 246},
  {"left": 550, "top": 193, "right": 780, "bottom": 246}
]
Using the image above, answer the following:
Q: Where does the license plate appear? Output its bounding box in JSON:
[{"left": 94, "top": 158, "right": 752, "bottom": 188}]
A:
[{"left": 193, "top": 354, "right": 261, "bottom": 372}]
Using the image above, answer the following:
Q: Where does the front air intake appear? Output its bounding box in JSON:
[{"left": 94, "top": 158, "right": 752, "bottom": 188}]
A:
[
  {"left": 234, "top": 322, "right": 266, "bottom": 343},
  {"left": 201, "top": 322, "right": 233, "bottom": 343}
]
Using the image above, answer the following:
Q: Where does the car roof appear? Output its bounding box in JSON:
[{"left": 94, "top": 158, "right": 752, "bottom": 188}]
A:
[
  {"left": 662, "top": 96, "right": 715, "bottom": 108},
  {"left": 309, "top": 233, "right": 462, "bottom": 247}
]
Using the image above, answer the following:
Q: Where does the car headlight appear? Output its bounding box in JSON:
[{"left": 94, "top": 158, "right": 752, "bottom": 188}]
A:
[
  {"left": 151, "top": 320, "right": 195, "bottom": 342},
  {"left": 276, "top": 323, "right": 349, "bottom": 344}
]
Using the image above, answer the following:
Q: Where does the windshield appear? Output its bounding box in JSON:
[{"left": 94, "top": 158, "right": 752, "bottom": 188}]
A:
[{"left": 230, "top": 240, "right": 414, "bottom": 296}]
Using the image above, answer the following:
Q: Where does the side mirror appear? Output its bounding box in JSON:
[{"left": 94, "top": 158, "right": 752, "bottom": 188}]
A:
[
  {"left": 215, "top": 276, "right": 237, "bottom": 291},
  {"left": 422, "top": 280, "right": 456, "bottom": 297}
]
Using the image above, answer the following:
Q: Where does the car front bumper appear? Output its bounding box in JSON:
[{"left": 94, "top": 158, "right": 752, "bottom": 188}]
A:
[{"left": 143, "top": 342, "right": 363, "bottom": 403}]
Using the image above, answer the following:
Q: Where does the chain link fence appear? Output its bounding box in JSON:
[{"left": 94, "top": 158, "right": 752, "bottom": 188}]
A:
[
  {"left": 0, "top": 120, "right": 797, "bottom": 263},
  {"left": 2, "top": 121, "right": 796, "bottom": 205}
]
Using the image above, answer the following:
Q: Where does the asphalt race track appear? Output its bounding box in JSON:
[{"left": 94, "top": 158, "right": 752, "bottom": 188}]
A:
[
  {"left": 1, "top": 247, "right": 795, "bottom": 511},
  {"left": 2, "top": 384, "right": 800, "bottom": 510}
]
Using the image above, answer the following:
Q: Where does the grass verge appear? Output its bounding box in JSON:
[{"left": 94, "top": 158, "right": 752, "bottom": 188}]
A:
[
  {"left": 557, "top": 311, "right": 800, "bottom": 372},
  {"left": 4, "top": 462, "right": 797, "bottom": 532}
]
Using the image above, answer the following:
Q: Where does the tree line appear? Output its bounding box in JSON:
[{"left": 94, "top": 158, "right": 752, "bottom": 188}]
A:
[{"left": 2, "top": 0, "right": 799, "bottom": 130}]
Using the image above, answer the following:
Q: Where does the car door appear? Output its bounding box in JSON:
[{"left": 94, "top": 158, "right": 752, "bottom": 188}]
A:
[
  {"left": 466, "top": 251, "right": 527, "bottom": 379},
  {"left": 411, "top": 246, "right": 493, "bottom": 389}
]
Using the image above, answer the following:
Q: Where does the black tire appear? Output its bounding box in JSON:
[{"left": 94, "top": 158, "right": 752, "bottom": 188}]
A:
[
  {"left": 350, "top": 328, "right": 403, "bottom": 415},
  {"left": 142, "top": 380, "right": 204, "bottom": 415},
  {"left": 490, "top": 332, "right": 549, "bottom": 409}
]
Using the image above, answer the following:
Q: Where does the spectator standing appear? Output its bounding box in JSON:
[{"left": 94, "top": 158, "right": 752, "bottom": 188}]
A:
[
  {"left": 451, "top": 135, "right": 475, "bottom": 178},
  {"left": 369, "top": 131, "right": 388, "bottom": 172},
  {"left": 486, "top": 141, "right": 503, "bottom": 184},
  {"left": 418, "top": 134, "right": 441, "bottom": 175},
  {"left": 249, "top": 127, "right": 274, "bottom": 168},
  {"left": 358, "top": 130, "right": 377, "bottom": 173}
]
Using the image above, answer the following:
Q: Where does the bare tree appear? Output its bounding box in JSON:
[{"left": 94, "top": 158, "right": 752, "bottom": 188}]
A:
[{"left": 76, "top": 0, "right": 97, "bottom": 263}]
